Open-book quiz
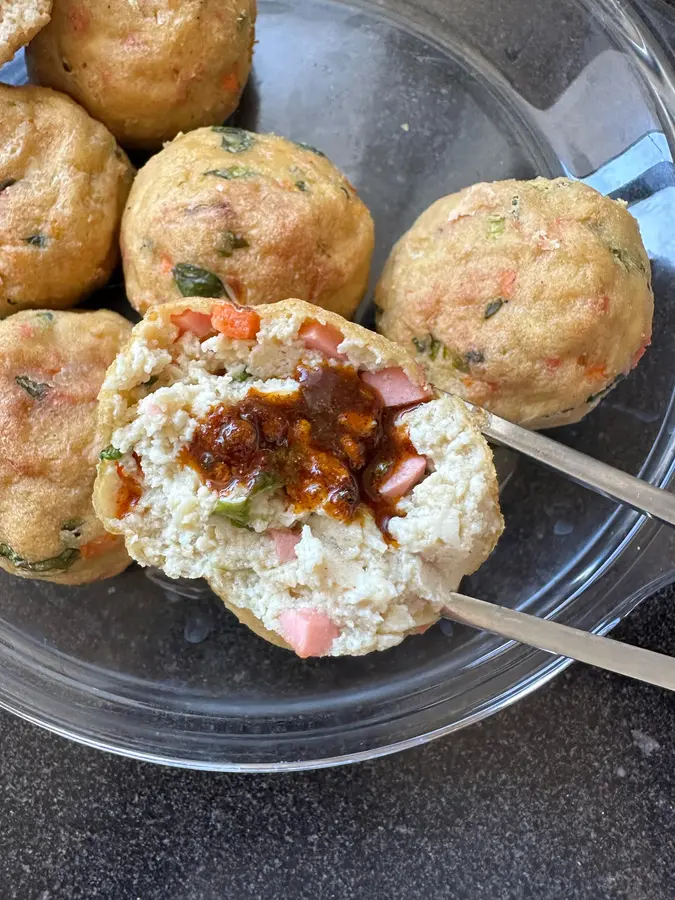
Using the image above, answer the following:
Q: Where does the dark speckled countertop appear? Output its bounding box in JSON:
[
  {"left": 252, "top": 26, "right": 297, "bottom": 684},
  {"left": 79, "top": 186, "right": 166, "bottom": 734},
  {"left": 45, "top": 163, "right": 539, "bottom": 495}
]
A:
[
  {"left": 3, "top": 2, "right": 675, "bottom": 898},
  {"left": 1, "top": 589, "right": 675, "bottom": 900}
]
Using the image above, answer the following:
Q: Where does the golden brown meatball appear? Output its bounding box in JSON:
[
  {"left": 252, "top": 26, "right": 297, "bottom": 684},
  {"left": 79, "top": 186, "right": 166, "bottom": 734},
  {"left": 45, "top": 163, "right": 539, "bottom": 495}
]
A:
[
  {"left": 0, "top": 0, "right": 52, "bottom": 66},
  {"left": 0, "top": 308, "right": 132, "bottom": 585},
  {"left": 26, "top": 0, "right": 257, "bottom": 150},
  {"left": 0, "top": 84, "right": 133, "bottom": 319},
  {"left": 376, "top": 178, "right": 654, "bottom": 428},
  {"left": 121, "top": 128, "right": 375, "bottom": 318}
]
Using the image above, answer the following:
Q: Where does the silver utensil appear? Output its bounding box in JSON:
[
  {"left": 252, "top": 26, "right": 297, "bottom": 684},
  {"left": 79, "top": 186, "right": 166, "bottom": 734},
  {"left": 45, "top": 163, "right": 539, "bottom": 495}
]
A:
[
  {"left": 444, "top": 591, "right": 675, "bottom": 692},
  {"left": 468, "top": 404, "right": 675, "bottom": 528}
]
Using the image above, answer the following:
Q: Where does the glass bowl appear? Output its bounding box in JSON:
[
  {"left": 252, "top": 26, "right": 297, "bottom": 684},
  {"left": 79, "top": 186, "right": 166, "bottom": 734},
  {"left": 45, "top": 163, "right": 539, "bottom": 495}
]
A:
[{"left": 2, "top": 0, "right": 675, "bottom": 771}]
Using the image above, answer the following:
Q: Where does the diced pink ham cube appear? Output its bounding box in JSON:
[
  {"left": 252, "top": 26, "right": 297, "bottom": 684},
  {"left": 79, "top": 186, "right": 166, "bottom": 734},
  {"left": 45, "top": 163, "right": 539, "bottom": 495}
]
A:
[
  {"left": 299, "top": 320, "right": 347, "bottom": 360},
  {"left": 269, "top": 528, "right": 301, "bottom": 563},
  {"left": 361, "top": 367, "right": 432, "bottom": 406},
  {"left": 278, "top": 608, "right": 341, "bottom": 658},
  {"left": 170, "top": 309, "right": 214, "bottom": 339},
  {"left": 379, "top": 455, "right": 428, "bottom": 500}
]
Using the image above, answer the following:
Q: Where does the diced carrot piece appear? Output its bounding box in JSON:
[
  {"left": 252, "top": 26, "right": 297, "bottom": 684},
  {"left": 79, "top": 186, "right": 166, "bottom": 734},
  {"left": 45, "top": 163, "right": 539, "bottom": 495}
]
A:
[
  {"left": 499, "top": 269, "right": 517, "bottom": 298},
  {"left": 584, "top": 363, "right": 607, "bottom": 380},
  {"left": 222, "top": 71, "right": 240, "bottom": 92},
  {"left": 378, "top": 455, "right": 427, "bottom": 500},
  {"left": 170, "top": 309, "right": 214, "bottom": 339},
  {"left": 269, "top": 528, "right": 301, "bottom": 563},
  {"left": 278, "top": 608, "right": 341, "bottom": 658},
  {"left": 361, "top": 368, "right": 432, "bottom": 407},
  {"left": 211, "top": 301, "right": 261, "bottom": 340},
  {"left": 80, "top": 533, "right": 119, "bottom": 560},
  {"left": 299, "top": 320, "right": 347, "bottom": 360}
]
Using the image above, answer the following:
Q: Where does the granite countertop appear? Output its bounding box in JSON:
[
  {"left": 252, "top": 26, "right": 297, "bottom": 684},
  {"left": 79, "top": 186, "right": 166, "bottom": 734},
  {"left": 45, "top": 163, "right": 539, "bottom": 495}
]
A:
[{"left": 1, "top": 587, "right": 674, "bottom": 900}]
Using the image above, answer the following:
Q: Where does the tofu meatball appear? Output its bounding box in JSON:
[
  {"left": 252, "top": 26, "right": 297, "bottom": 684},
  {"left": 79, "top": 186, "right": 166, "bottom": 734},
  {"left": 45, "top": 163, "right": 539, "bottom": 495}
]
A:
[
  {"left": 120, "top": 128, "right": 375, "bottom": 319},
  {"left": 26, "top": 0, "right": 257, "bottom": 149},
  {"left": 94, "top": 298, "right": 503, "bottom": 657},
  {"left": 0, "top": 84, "right": 133, "bottom": 318},
  {"left": 376, "top": 178, "right": 653, "bottom": 428},
  {"left": 0, "top": 309, "right": 132, "bottom": 585},
  {"left": 0, "top": 0, "right": 51, "bottom": 66}
]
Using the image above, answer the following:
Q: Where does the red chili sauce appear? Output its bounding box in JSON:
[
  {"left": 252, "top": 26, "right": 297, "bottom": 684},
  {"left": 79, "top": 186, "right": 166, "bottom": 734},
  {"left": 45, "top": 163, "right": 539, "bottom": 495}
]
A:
[{"left": 183, "top": 362, "right": 422, "bottom": 536}]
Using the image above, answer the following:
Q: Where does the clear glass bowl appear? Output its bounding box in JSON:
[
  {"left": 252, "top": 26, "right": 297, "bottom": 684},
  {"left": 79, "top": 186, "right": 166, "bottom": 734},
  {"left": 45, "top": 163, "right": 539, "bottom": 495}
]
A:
[{"left": 2, "top": 0, "right": 675, "bottom": 770}]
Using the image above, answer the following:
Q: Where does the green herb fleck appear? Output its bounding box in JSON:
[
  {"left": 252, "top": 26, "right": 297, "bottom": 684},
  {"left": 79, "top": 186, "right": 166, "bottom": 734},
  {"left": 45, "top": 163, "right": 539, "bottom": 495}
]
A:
[
  {"left": 250, "top": 471, "right": 285, "bottom": 498},
  {"left": 511, "top": 195, "right": 520, "bottom": 217},
  {"left": 429, "top": 337, "right": 443, "bottom": 361},
  {"left": 212, "top": 126, "right": 255, "bottom": 153},
  {"left": 173, "top": 263, "right": 225, "bottom": 298},
  {"left": 100, "top": 445, "right": 123, "bottom": 461},
  {"left": 25, "top": 233, "right": 48, "bottom": 248},
  {"left": 0, "top": 178, "right": 17, "bottom": 193},
  {"left": 610, "top": 247, "right": 647, "bottom": 275},
  {"left": 0, "top": 543, "right": 80, "bottom": 573},
  {"left": 36, "top": 311, "right": 54, "bottom": 322},
  {"left": 442, "top": 346, "right": 470, "bottom": 373},
  {"left": 231, "top": 368, "right": 252, "bottom": 382},
  {"left": 218, "top": 230, "right": 249, "bottom": 258},
  {"left": 204, "top": 165, "right": 257, "bottom": 180},
  {"left": 373, "top": 460, "right": 393, "bottom": 479},
  {"left": 295, "top": 140, "right": 327, "bottom": 158},
  {"left": 15, "top": 375, "right": 50, "bottom": 400},
  {"left": 236, "top": 10, "right": 248, "bottom": 29},
  {"left": 295, "top": 180, "right": 309, "bottom": 192},
  {"left": 485, "top": 299, "right": 507, "bottom": 319},
  {"left": 213, "top": 496, "right": 252, "bottom": 527},
  {"left": 145, "top": 375, "right": 159, "bottom": 388},
  {"left": 488, "top": 215, "right": 505, "bottom": 239},
  {"left": 465, "top": 349, "right": 485, "bottom": 365},
  {"left": 412, "top": 336, "right": 427, "bottom": 354},
  {"left": 62, "top": 518, "right": 85, "bottom": 532}
]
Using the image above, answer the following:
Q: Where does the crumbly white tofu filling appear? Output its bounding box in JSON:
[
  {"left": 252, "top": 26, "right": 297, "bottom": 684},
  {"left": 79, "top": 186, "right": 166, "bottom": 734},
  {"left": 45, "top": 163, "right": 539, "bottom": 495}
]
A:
[{"left": 100, "top": 307, "right": 502, "bottom": 655}]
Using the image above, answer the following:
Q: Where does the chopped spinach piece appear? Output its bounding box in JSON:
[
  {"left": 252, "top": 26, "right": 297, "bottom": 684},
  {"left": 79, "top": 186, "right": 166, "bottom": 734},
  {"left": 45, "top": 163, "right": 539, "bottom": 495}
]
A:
[
  {"left": 443, "top": 346, "right": 470, "bottom": 373},
  {"left": 511, "top": 195, "right": 520, "bottom": 217},
  {"left": 610, "top": 246, "right": 647, "bottom": 275},
  {"left": 465, "top": 349, "right": 485, "bottom": 365},
  {"left": 218, "top": 230, "right": 249, "bottom": 257},
  {"left": 25, "top": 233, "right": 48, "bottom": 248},
  {"left": 212, "top": 127, "right": 255, "bottom": 153},
  {"left": 0, "top": 543, "right": 80, "bottom": 573},
  {"left": 429, "top": 337, "right": 443, "bottom": 361},
  {"left": 295, "top": 180, "right": 309, "bottom": 192},
  {"left": 586, "top": 374, "right": 624, "bottom": 405},
  {"left": 36, "top": 311, "right": 54, "bottom": 322},
  {"left": 250, "top": 471, "right": 285, "bottom": 498},
  {"left": 62, "top": 518, "right": 85, "bottom": 533},
  {"left": 295, "top": 140, "right": 327, "bottom": 158},
  {"left": 488, "top": 215, "right": 505, "bottom": 239},
  {"left": 373, "top": 460, "right": 393, "bottom": 479},
  {"left": 485, "top": 298, "right": 507, "bottom": 319},
  {"left": 231, "top": 368, "right": 252, "bottom": 382},
  {"left": 204, "top": 165, "right": 257, "bottom": 180},
  {"left": 213, "top": 496, "right": 251, "bottom": 527},
  {"left": 15, "top": 375, "right": 50, "bottom": 400},
  {"left": 100, "top": 445, "right": 123, "bottom": 461},
  {"left": 0, "top": 178, "right": 17, "bottom": 193},
  {"left": 173, "top": 263, "right": 225, "bottom": 298}
]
